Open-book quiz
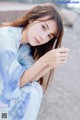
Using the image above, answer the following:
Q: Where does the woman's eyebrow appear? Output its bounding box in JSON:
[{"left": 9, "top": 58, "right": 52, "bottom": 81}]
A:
[{"left": 44, "top": 22, "right": 55, "bottom": 37}]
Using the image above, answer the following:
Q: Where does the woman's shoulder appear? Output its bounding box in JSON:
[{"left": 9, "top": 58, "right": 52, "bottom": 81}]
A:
[
  {"left": 0, "top": 26, "right": 22, "bottom": 34},
  {"left": 0, "top": 26, "right": 22, "bottom": 53},
  {"left": 0, "top": 26, "right": 21, "bottom": 29}
]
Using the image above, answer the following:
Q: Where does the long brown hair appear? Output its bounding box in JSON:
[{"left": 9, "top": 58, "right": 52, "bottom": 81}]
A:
[{"left": 0, "top": 3, "right": 64, "bottom": 93}]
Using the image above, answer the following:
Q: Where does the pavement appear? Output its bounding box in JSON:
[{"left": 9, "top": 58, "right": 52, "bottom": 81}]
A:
[
  {"left": 0, "top": 1, "right": 79, "bottom": 27},
  {"left": 0, "top": 1, "right": 36, "bottom": 11},
  {"left": 37, "top": 16, "right": 80, "bottom": 120}
]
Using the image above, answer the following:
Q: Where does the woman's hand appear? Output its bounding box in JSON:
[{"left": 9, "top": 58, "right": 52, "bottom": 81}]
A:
[{"left": 41, "top": 47, "right": 70, "bottom": 68}]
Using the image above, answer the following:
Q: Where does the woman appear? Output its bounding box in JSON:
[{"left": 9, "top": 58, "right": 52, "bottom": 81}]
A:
[{"left": 0, "top": 3, "right": 69, "bottom": 120}]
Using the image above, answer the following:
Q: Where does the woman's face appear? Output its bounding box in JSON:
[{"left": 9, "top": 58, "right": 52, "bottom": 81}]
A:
[{"left": 26, "top": 16, "right": 58, "bottom": 46}]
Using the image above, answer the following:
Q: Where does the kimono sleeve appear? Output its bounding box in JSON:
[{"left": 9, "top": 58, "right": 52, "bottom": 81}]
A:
[
  {"left": 0, "top": 50, "right": 25, "bottom": 101},
  {"left": 0, "top": 27, "right": 21, "bottom": 53}
]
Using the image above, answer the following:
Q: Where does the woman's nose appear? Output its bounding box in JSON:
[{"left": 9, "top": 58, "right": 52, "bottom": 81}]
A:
[{"left": 40, "top": 34, "right": 46, "bottom": 41}]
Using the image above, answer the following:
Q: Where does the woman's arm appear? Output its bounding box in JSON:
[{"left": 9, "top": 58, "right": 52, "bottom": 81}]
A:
[
  {"left": 31, "top": 65, "right": 52, "bottom": 82},
  {"left": 20, "top": 57, "right": 47, "bottom": 87},
  {"left": 20, "top": 47, "right": 69, "bottom": 87}
]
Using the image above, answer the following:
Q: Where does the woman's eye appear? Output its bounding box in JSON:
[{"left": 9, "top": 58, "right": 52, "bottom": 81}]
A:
[{"left": 42, "top": 25, "right": 46, "bottom": 30}]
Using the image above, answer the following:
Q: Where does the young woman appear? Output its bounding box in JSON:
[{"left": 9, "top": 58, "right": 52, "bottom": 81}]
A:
[{"left": 0, "top": 3, "right": 69, "bottom": 120}]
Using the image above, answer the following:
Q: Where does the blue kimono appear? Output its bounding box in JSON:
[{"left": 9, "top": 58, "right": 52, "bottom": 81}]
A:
[{"left": 0, "top": 27, "right": 43, "bottom": 120}]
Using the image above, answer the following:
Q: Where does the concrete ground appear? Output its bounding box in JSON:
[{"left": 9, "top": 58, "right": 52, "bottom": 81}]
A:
[{"left": 37, "top": 16, "right": 80, "bottom": 120}]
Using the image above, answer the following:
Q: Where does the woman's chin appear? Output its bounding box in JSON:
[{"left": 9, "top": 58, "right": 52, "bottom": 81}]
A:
[
  {"left": 29, "top": 42, "right": 36, "bottom": 46},
  {"left": 29, "top": 41, "right": 39, "bottom": 46}
]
